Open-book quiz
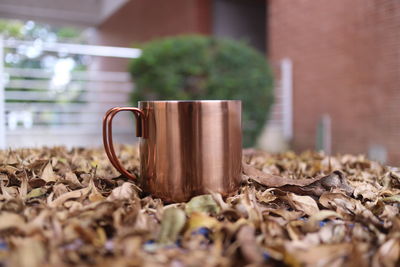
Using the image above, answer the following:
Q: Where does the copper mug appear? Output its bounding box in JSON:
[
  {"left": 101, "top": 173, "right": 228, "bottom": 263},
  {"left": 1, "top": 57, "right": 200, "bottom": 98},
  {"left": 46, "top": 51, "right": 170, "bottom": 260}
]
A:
[{"left": 103, "top": 100, "right": 242, "bottom": 202}]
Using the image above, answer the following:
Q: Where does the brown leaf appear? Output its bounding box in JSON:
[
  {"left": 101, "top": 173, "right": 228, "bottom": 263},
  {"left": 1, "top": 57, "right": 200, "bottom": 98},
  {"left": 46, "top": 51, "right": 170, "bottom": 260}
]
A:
[
  {"left": 28, "top": 178, "right": 46, "bottom": 188},
  {"left": 64, "top": 171, "right": 82, "bottom": 187},
  {"left": 0, "top": 165, "right": 19, "bottom": 175},
  {"left": 1, "top": 179, "right": 16, "bottom": 200},
  {"left": 107, "top": 182, "right": 137, "bottom": 201},
  {"left": 286, "top": 193, "right": 319, "bottom": 216},
  {"left": 49, "top": 187, "right": 91, "bottom": 208},
  {"left": 243, "top": 164, "right": 353, "bottom": 196},
  {"left": 210, "top": 192, "right": 230, "bottom": 211},
  {"left": 10, "top": 238, "right": 46, "bottom": 267},
  {"left": 0, "top": 212, "right": 26, "bottom": 232},
  {"left": 19, "top": 174, "right": 28, "bottom": 199},
  {"left": 5, "top": 151, "right": 19, "bottom": 165},
  {"left": 302, "top": 210, "right": 342, "bottom": 232},
  {"left": 53, "top": 183, "right": 69, "bottom": 198},
  {"left": 256, "top": 188, "right": 278, "bottom": 203},
  {"left": 263, "top": 207, "right": 304, "bottom": 221},
  {"left": 285, "top": 243, "right": 352, "bottom": 266},
  {"left": 186, "top": 211, "right": 219, "bottom": 232},
  {"left": 88, "top": 179, "right": 105, "bottom": 202},
  {"left": 372, "top": 238, "right": 400, "bottom": 267},
  {"left": 243, "top": 163, "right": 321, "bottom": 187},
  {"left": 27, "top": 159, "right": 48, "bottom": 171},
  {"left": 353, "top": 183, "right": 379, "bottom": 201},
  {"left": 319, "top": 192, "right": 382, "bottom": 227},
  {"left": 237, "top": 225, "right": 264, "bottom": 264},
  {"left": 41, "top": 162, "right": 56, "bottom": 183},
  {"left": 0, "top": 145, "right": 396, "bottom": 266}
]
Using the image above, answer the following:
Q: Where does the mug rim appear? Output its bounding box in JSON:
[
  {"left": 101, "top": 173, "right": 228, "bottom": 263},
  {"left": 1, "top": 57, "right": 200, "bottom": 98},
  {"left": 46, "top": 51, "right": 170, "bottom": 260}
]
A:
[{"left": 138, "top": 100, "right": 241, "bottom": 103}]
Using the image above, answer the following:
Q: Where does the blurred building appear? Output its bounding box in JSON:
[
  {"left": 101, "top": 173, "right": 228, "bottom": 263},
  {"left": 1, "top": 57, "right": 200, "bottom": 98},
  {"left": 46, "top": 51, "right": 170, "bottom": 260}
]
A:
[
  {"left": 268, "top": 0, "right": 400, "bottom": 164},
  {"left": 93, "top": 0, "right": 266, "bottom": 71},
  {"left": 1, "top": 0, "right": 399, "bottom": 164},
  {"left": 93, "top": 0, "right": 400, "bottom": 164}
]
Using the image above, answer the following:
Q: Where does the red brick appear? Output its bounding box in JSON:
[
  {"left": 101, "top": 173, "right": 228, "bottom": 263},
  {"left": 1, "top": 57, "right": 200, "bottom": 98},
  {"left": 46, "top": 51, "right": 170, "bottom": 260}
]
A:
[
  {"left": 268, "top": 0, "right": 400, "bottom": 164},
  {"left": 93, "top": 0, "right": 211, "bottom": 71}
]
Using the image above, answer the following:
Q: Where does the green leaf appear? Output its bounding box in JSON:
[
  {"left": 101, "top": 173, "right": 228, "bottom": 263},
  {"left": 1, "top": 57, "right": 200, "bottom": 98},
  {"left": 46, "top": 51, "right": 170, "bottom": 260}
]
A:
[
  {"left": 185, "top": 194, "right": 220, "bottom": 215},
  {"left": 157, "top": 207, "right": 186, "bottom": 245},
  {"left": 26, "top": 188, "right": 47, "bottom": 199},
  {"left": 382, "top": 195, "right": 400, "bottom": 203}
]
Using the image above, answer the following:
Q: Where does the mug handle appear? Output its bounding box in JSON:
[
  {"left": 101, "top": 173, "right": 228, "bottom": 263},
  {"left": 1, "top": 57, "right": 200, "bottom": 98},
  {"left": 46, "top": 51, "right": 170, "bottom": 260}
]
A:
[{"left": 103, "top": 107, "right": 145, "bottom": 180}]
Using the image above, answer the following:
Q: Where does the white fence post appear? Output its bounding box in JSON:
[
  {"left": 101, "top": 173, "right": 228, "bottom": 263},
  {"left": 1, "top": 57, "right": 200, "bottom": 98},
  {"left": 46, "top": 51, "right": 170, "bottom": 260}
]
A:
[
  {"left": 1, "top": 38, "right": 141, "bottom": 148},
  {"left": 322, "top": 114, "right": 332, "bottom": 155},
  {"left": 0, "top": 35, "right": 5, "bottom": 149},
  {"left": 281, "top": 58, "right": 293, "bottom": 140}
]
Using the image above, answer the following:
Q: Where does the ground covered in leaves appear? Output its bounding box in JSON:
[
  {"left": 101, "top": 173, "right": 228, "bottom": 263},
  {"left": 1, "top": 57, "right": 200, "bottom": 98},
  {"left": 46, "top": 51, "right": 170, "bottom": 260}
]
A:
[{"left": 0, "top": 146, "right": 399, "bottom": 267}]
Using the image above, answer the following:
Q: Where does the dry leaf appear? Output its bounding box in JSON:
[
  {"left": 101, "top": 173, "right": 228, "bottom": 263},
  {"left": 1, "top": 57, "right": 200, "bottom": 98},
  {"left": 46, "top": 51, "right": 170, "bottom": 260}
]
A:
[
  {"left": 88, "top": 179, "right": 105, "bottom": 202},
  {"left": 107, "top": 182, "right": 136, "bottom": 201},
  {"left": 28, "top": 178, "right": 46, "bottom": 188},
  {"left": 0, "top": 212, "right": 25, "bottom": 231},
  {"left": 10, "top": 238, "right": 46, "bottom": 267},
  {"left": 53, "top": 183, "right": 69, "bottom": 198},
  {"left": 158, "top": 207, "right": 186, "bottom": 245},
  {"left": 19, "top": 175, "right": 28, "bottom": 199},
  {"left": 263, "top": 207, "right": 303, "bottom": 221},
  {"left": 0, "top": 145, "right": 397, "bottom": 266},
  {"left": 243, "top": 164, "right": 353, "bottom": 196},
  {"left": 382, "top": 194, "right": 400, "bottom": 203},
  {"left": 64, "top": 171, "right": 82, "bottom": 187},
  {"left": 372, "top": 238, "right": 400, "bottom": 267},
  {"left": 237, "top": 225, "right": 264, "bottom": 264},
  {"left": 285, "top": 243, "right": 352, "bottom": 266},
  {"left": 286, "top": 193, "right": 319, "bottom": 216},
  {"left": 185, "top": 194, "right": 220, "bottom": 215},
  {"left": 41, "top": 162, "right": 56, "bottom": 183},
  {"left": 243, "top": 163, "right": 321, "bottom": 187},
  {"left": 210, "top": 192, "right": 230, "bottom": 210},
  {"left": 319, "top": 192, "right": 382, "bottom": 227},
  {"left": 49, "top": 187, "right": 91, "bottom": 208},
  {"left": 187, "top": 212, "right": 219, "bottom": 232},
  {"left": 26, "top": 188, "right": 47, "bottom": 199},
  {"left": 353, "top": 182, "right": 379, "bottom": 201},
  {"left": 302, "top": 210, "right": 342, "bottom": 232}
]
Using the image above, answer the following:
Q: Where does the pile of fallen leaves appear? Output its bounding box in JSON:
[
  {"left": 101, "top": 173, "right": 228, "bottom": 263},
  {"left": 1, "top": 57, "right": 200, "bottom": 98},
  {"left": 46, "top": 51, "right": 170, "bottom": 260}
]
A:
[{"left": 0, "top": 146, "right": 399, "bottom": 267}]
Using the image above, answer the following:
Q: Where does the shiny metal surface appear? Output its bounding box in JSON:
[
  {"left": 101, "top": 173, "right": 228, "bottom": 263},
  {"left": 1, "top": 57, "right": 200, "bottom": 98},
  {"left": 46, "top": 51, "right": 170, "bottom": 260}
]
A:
[{"left": 103, "top": 100, "right": 242, "bottom": 202}]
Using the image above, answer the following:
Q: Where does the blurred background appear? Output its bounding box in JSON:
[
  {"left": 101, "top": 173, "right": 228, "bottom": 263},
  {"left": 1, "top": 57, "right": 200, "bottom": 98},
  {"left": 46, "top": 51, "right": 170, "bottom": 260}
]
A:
[{"left": 0, "top": 0, "right": 399, "bottom": 165}]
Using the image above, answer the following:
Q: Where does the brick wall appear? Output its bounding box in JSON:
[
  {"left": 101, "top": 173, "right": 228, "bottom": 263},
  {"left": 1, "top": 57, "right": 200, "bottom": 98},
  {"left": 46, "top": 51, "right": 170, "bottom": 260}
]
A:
[
  {"left": 268, "top": 0, "right": 400, "bottom": 164},
  {"left": 93, "top": 0, "right": 211, "bottom": 71}
]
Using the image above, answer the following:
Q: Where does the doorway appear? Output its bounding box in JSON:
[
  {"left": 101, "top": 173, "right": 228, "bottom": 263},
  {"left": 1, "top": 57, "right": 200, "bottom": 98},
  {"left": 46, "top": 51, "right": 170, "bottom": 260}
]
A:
[{"left": 212, "top": 0, "right": 267, "bottom": 53}]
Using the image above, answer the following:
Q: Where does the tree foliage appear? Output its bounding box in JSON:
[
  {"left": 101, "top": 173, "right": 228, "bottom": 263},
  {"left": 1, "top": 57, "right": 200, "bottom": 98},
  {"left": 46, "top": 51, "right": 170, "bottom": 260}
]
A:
[{"left": 130, "top": 35, "right": 274, "bottom": 147}]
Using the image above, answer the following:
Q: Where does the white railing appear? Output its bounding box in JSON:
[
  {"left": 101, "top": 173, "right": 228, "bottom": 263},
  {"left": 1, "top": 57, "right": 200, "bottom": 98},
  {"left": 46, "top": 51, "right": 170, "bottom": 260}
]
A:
[
  {"left": 0, "top": 37, "right": 141, "bottom": 149},
  {"left": 0, "top": 36, "right": 5, "bottom": 148},
  {"left": 3, "top": 39, "right": 141, "bottom": 58}
]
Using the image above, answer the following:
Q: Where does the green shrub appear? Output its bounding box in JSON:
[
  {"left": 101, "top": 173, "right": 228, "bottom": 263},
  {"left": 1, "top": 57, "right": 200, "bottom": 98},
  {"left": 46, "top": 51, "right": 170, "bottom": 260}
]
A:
[{"left": 129, "top": 35, "right": 274, "bottom": 147}]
